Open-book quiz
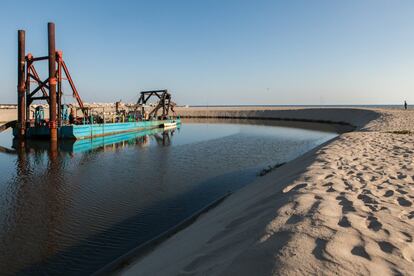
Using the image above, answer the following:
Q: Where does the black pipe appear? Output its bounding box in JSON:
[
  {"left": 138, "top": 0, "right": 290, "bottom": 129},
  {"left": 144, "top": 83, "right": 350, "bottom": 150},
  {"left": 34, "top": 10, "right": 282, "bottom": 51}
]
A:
[
  {"left": 17, "top": 30, "right": 26, "bottom": 138},
  {"left": 48, "top": 22, "right": 57, "bottom": 141}
]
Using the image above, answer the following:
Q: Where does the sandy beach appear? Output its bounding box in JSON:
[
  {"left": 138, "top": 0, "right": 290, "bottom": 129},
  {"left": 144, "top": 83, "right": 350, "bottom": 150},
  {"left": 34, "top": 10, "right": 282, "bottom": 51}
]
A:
[{"left": 119, "top": 107, "right": 414, "bottom": 276}]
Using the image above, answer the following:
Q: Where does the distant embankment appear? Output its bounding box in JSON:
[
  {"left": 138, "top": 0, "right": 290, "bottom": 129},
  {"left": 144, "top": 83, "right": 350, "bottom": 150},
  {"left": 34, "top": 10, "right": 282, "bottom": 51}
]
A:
[
  {"left": 1, "top": 106, "right": 381, "bottom": 130},
  {"left": 0, "top": 107, "right": 17, "bottom": 123},
  {"left": 176, "top": 107, "right": 380, "bottom": 130}
]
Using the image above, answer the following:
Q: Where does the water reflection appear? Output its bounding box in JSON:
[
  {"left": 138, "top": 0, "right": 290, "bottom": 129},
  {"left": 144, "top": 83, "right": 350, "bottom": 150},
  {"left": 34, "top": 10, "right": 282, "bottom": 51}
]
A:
[
  {"left": 0, "top": 121, "right": 338, "bottom": 275},
  {"left": 1, "top": 138, "right": 64, "bottom": 275}
]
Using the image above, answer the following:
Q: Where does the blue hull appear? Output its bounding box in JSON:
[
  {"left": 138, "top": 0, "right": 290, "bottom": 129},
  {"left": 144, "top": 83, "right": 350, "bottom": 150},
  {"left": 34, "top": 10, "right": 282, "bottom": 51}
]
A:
[
  {"left": 13, "top": 127, "right": 172, "bottom": 154},
  {"left": 13, "top": 119, "right": 181, "bottom": 140}
]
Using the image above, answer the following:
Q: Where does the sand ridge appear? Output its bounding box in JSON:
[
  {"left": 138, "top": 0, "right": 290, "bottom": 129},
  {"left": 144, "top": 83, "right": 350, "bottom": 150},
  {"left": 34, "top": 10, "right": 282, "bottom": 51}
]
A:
[{"left": 120, "top": 108, "right": 414, "bottom": 276}]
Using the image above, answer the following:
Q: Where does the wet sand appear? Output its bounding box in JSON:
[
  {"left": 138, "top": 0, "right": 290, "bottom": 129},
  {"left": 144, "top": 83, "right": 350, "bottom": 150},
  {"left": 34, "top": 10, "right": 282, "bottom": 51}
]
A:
[{"left": 119, "top": 107, "right": 414, "bottom": 276}]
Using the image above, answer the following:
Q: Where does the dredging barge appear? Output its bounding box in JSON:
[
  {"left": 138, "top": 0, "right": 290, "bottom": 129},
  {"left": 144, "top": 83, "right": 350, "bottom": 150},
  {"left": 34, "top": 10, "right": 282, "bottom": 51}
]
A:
[{"left": 13, "top": 22, "right": 180, "bottom": 140}]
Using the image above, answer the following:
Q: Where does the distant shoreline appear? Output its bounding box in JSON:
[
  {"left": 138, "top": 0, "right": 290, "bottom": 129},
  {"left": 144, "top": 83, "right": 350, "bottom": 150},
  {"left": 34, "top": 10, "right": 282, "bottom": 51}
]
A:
[
  {"left": 188, "top": 104, "right": 411, "bottom": 108},
  {"left": 1, "top": 103, "right": 412, "bottom": 108}
]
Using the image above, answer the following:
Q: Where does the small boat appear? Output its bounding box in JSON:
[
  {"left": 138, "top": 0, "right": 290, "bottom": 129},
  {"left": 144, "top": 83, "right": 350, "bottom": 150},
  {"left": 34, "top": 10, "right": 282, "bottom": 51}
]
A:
[{"left": 161, "top": 121, "right": 177, "bottom": 129}]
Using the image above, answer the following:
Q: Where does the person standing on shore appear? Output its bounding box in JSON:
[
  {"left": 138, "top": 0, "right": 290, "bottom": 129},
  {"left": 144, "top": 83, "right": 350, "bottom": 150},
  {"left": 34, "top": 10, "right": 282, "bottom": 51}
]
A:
[{"left": 404, "top": 100, "right": 408, "bottom": 110}]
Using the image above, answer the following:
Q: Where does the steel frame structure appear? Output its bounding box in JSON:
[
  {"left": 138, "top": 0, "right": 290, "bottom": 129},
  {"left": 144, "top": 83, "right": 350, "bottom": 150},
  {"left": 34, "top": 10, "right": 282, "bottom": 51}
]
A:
[
  {"left": 136, "top": 89, "right": 176, "bottom": 119},
  {"left": 17, "top": 22, "right": 86, "bottom": 140}
]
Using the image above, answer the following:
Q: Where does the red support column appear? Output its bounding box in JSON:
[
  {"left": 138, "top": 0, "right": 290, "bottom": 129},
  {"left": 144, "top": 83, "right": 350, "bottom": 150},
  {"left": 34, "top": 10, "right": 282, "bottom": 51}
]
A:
[
  {"left": 48, "top": 22, "right": 57, "bottom": 141},
  {"left": 17, "top": 30, "right": 26, "bottom": 138},
  {"left": 25, "top": 57, "right": 31, "bottom": 124},
  {"left": 57, "top": 51, "right": 63, "bottom": 127}
]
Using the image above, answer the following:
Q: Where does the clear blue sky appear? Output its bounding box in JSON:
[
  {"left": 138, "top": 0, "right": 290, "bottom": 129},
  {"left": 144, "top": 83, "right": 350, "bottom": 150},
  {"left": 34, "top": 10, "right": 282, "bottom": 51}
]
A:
[{"left": 0, "top": 0, "right": 413, "bottom": 105}]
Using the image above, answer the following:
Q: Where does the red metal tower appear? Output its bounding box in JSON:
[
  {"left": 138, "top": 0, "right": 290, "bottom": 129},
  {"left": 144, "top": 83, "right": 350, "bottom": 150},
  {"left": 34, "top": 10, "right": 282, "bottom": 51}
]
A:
[{"left": 17, "top": 22, "right": 86, "bottom": 140}]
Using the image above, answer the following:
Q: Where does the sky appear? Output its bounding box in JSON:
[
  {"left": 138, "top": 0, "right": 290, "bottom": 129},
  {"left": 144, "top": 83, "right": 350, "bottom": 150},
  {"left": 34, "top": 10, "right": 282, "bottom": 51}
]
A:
[{"left": 0, "top": 0, "right": 413, "bottom": 105}]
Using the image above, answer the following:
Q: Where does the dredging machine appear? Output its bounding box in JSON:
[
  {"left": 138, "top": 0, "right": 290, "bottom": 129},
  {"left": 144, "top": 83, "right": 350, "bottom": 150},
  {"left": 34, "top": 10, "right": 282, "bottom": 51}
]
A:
[{"left": 13, "top": 22, "right": 180, "bottom": 141}]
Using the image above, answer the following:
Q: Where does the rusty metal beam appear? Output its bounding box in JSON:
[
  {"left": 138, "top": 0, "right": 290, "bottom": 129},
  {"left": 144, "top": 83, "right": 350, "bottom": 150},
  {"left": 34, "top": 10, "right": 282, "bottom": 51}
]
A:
[
  {"left": 29, "top": 69, "right": 50, "bottom": 91},
  {"left": 61, "top": 59, "right": 86, "bottom": 114},
  {"left": 27, "top": 67, "right": 50, "bottom": 106},
  {"left": 28, "top": 77, "right": 50, "bottom": 97},
  {"left": 57, "top": 51, "right": 62, "bottom": 126},
  {"left": 140, "top": 89, "right": 168, "bottom": 94},
  {"left": 27, "top": 56, "right": 49, "bottom": 62}
]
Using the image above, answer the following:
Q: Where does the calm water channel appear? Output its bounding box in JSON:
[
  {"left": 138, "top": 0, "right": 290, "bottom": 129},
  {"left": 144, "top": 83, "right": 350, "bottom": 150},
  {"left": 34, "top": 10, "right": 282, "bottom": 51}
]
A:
[{"left": 0, "top": 119, "right": 341, "bottom": 275}]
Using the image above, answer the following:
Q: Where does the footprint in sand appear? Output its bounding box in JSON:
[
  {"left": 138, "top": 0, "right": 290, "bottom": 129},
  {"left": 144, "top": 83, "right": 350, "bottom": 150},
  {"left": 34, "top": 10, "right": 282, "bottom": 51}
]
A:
[
  {"left": 397, "top": 197, "right": 412, "bottom": 207},
  {"left": 312, "top": 238, "right": 331, "bottom": 262},
  {"left": 344, "top": 185, "right": 354, "bottom": 191},
  {"left": 367, "top": 215, "right": 382, "bottom": 232},
  {"left": 338, "top": 216, "right": 351, "bottom": 228},
  {"left": 336, "top": 195, "right": 356, "bottom": 214},
  {"left": 351, "top": 245, "right": 371, "bottom": 260},
  {"left": 378, "top": 241, "right": 397, "bottom": 254},
  {"left": 401, "top": 231, "right": 413, "bottom": 242},
  {"left": 399, "top": 210, "right": 414, "bottom": 221},
  {"left": 396, "top": 189, "right": 408, "bottom": 195},
  {"left": 286, "top": 214, "right": 304, "bottom": 224},
  {"left": 326, "top": 186, "right": 336, "bottom": 193},
  {"left": 397, "top": 173, "right": 407, "bottom": 180},
  {"left": 384, "top": 190, "right": 394, "bottom": 197},
  {"left": 283, "top": 183, "right": 308, "bottom": 193},
  {"left": 383, "top": 228, "right": 390, "bottom": 236},
  {"left": 357, "top": 190, "right": 381, "bottom": 212}
]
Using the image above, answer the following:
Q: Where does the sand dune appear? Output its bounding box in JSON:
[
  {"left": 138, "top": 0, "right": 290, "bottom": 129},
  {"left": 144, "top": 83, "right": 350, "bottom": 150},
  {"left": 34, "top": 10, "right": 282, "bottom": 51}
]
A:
[{"left": 120, "top": 108, "right": 413, "bottom": 276}]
